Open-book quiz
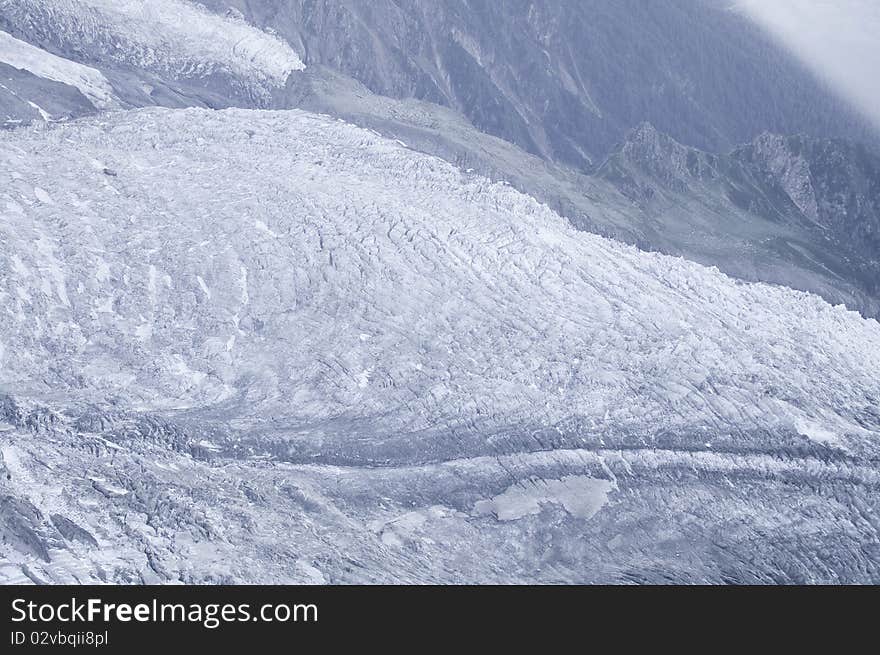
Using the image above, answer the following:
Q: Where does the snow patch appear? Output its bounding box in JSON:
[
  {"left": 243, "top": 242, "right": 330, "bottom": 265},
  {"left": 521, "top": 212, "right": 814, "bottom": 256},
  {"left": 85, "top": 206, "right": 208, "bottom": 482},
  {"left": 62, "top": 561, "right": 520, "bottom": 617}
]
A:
[
  {"left": 239, "top": 266, "right": 249, "bottom": 305},
  {"left": 26, "top": 101, "right": 52, "bottom": 121},
  {"left": 794, "top": 418, "right": 840, "bottom": 447},
  {"left": 196, "top": 275, "right": 211, "bottom": 300},
  {"left": 0, "top": 29, "right": 117, "bottom": 109},
  {"left": 254, "top": 219, "right": 278, "bottom": 237},
  {"left": 474, "top": 476, "right": 614, "bottom": 521},
  {"left": 33, "top": 187, "right": 53, "bottom": 204}
]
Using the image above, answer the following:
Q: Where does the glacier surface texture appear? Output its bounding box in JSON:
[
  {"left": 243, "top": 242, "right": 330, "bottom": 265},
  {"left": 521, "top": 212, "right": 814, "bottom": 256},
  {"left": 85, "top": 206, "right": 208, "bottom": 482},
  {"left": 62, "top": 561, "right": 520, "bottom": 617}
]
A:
[{"left": 0, "top": 109, "right": 878, "bottom": 583}]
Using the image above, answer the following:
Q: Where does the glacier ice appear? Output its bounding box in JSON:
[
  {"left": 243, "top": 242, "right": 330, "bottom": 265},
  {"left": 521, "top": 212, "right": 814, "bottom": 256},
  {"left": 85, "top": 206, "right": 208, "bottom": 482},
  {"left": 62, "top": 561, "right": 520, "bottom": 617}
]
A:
[
  {"left": 0, "top": 0, "right": 304, "bottom": 99},
  {"left": 0, "top": 108, "right": 878, "bottom": 583}
]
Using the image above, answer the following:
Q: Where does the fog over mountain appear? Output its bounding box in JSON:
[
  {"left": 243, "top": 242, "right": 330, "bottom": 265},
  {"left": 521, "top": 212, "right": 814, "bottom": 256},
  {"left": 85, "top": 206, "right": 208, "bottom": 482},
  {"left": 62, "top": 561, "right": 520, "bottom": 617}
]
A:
[
  {"left": 1, "top": 1, "right": 878, "bottom": 585},
  {"left": 738, "top": 0, "right": 880, "bottom": 133}
]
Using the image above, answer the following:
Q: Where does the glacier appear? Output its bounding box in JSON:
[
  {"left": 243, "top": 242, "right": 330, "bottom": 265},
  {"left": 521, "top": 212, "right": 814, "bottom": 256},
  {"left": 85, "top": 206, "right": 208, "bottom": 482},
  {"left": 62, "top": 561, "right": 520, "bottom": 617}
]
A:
[
  {"left": 0, "top": 0, "right": 304, "bottom": 107},
  {"left": 3, "top": 0, "right": 879, "bottom": 325},
  {"left": 1, "top": 108, "right": 878, "bottom": 583}
]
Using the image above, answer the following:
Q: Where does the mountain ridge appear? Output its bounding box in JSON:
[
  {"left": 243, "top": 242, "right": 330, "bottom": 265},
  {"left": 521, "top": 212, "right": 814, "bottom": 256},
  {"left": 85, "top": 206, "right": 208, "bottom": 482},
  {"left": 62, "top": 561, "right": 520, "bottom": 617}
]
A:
[{"left": 200, "top": 0, "right": 880, "bottom": 167}]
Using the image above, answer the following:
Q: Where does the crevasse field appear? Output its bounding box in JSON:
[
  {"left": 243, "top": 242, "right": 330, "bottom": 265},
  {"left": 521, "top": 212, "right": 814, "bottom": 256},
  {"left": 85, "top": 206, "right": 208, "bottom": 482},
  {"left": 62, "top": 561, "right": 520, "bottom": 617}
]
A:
[{"left": 1, "top": 108, "right": 879, "bottom": 583}]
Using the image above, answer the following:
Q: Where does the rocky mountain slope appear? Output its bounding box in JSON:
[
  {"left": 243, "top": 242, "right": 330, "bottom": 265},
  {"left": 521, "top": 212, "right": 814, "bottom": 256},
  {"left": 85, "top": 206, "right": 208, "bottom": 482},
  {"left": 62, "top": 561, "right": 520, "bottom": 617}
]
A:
[
  {"left": 735, "top": 133, "right": 880, "bottom": 262},
  {"left": 5, "top": 0, "right": 876, "bottom": 166},
  {"left": 1, "top": 108, "right": 879, "bottom": 583},
  {"left": 596, "top": 124, "right": 880, "bottom": 315},
  {"left": 200, "top": 0, "right": 878, "bottom": 168}
]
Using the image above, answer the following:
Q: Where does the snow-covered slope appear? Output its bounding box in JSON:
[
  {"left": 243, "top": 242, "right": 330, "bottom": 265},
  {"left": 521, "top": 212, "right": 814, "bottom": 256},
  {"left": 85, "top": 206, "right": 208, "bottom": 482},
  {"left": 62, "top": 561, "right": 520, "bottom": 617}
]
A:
[
  {"left": 3, "top": 108, "right": 880, "bottom": 449},
  {"left": 0, "top": 29, "right": 117, "bottom": 110},
  {"left": 1, "top": 108, "right": 878, "bottom": 583},
  {"left": 0, "top": 0, "right": 303, "bottom": 106}
]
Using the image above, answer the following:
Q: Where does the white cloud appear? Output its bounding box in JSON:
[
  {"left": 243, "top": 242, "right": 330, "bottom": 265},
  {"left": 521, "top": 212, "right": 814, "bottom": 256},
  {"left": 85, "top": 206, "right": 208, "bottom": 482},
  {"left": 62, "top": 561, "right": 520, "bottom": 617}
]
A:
[{"left": 736, "top": 0, "right": 880, "bottom": 132}]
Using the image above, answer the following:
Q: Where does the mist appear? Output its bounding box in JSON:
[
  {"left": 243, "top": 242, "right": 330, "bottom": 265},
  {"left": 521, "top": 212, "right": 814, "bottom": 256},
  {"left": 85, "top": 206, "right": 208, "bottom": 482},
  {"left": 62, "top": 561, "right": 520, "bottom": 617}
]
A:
[{"left": 736, "top": 0, "right": 880, "bottom": 132}]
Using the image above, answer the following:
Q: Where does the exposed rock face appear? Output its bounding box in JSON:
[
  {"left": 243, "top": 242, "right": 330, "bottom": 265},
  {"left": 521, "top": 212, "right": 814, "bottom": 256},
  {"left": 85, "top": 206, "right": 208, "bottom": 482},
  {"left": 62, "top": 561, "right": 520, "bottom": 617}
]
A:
[
  {"left": 602, "top": 122, "right": 722, "bottom": 197},
  {"left": 735, "top": 133, "right": 880, "bottom": 268},
  {"left": 597, "top": 124, "right": 880, "bottom": 312},
  {"left": 50, "top": 514, "right": 98, "bottom": 548},
  {"left": 0, "top": 495, "right": 50, "bottom": 563},
  {"left": 743, "top": 133, "right": 821, "bottom": 222},
  {"left": 0, "top": 61, "right": 97, "bottom": 127},
  {"left": 200, "top": 0, "right": 877, "bottom": 168}
]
